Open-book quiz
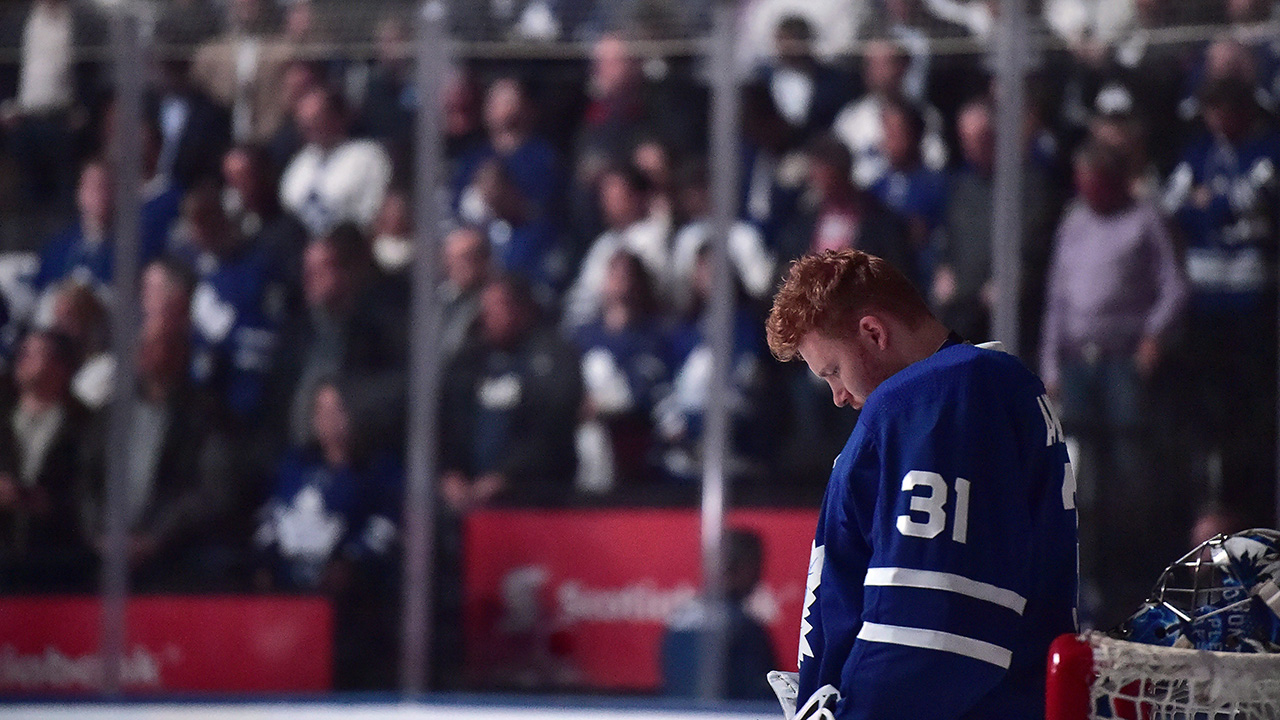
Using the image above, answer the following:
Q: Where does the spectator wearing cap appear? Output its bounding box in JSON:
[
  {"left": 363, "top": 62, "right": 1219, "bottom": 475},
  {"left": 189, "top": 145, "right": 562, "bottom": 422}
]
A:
[
  {"left": 440, "top": 275, "right": 582, "bottom": 508},
  {"left": 1073, "top": 0, "right": 1191, "bottom": 175},
  {"left": 279, "top": 85, "right": 392, "bottom": 237},
  {"left": 1089, "top": 112, "right": 1161, "bottom": 201},
  {"left": 1040, "top": 141, "right": 1188, "bottom": 626},
  {"left": 1163, "top": 76, "right": 1280, "bottom": 537},
  {"left": 0, "top": 329, "right": 92, "bottom": 592}
]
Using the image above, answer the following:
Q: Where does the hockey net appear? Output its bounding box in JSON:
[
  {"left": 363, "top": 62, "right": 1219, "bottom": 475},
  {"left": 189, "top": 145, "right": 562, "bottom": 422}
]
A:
[{"left": 1046, "top": 632, "right": 1280, "bottom": 720}]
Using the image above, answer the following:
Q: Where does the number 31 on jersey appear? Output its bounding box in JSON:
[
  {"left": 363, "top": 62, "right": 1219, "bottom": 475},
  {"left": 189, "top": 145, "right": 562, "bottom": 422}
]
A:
[{"left": 897, "top": 393, "right": 1076, "bottom": 543}]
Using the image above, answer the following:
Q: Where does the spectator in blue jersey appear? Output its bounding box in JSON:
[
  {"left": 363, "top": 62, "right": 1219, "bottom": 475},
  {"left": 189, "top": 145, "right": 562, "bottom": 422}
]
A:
[
  {"left": 135, "top": 117, "right": 185, "bottom": 262},
  {"left": 653, "top": 245, "right": 769, "bottom": 486},
  {"left": 268, "top": 225, "right": 408, "bottom": 457},
  {"left": 455, "top": 78, "right": 563, "bottom": 231},
  {"left": 868, "top": 98, "right": 948, "bottom": 285},
  {"left": 78, "top": 320, "right": 238, "bottom": 591},
  {"left": 440, "top": 274, "right": 582, "bottom": 508},
  {"left": 661, "top": 527, "right": 778, "bottom": 700},
  {"left": 179, "top": 183, "right": 286, "bottom": 422},
  {"left": 254, "top": 378, "right": 400, "bottom": 591},
  {"left": 463, "top": 157, "right": 560, "bottom": 296},
  {"left": 253, "top": 378, "right": 401, "bottom": 688},
  {"left": 1163, "top": 76, "right": 1280, "bottom": 538},
  {"left": 1040, "top": 141, "right": 1188, "bottom": 627},
  {"left": 765, "top": 249, "right": 1077, "bottom": 720},
  {"left": 31, "top": 159, "right": 125, "bottom": 305},
  {"left": 221, "top": 143, "right": 307, "bottom": 304},
  {"left": 572, "top": 250, "right": 669, "bottom": 490}
]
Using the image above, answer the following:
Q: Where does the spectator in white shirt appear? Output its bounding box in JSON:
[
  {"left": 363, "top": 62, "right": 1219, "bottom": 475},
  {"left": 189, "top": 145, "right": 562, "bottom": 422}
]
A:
[
  {"left": 2, "top": 0, "right": 84, "bottom": 208},
  {"left": 563, "top": 165, "right": 671, "bottom": 330},
  {"left": 280, "top": 86, "right": 392, "bottom": 237},
  {"left": 669, "top": 162, "right": 776, "bottom": 314},
  {"left": 831, "top": 38, "right": 948, "bottom": 188}
]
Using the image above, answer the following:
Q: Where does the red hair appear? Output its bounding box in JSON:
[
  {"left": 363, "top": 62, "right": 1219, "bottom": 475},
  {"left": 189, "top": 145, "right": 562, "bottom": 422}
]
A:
[{"left": 766, "top": 250, "right": 932, "bottom": 362}]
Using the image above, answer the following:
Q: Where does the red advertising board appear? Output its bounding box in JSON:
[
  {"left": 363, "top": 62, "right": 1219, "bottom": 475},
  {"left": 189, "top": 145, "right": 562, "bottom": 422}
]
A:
[
  {"left": 463, "top": 508, "right": 816, "bottom": 691},
  {"left": 0, "top": 596, "right": 331, "bottom": 693}
]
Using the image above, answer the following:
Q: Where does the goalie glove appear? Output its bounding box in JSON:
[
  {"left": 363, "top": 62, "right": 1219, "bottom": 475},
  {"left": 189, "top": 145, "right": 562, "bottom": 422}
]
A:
[
  {"left": 767, "top": 671, "right": 799, "bottom": 720},
  {"left": 767, "top": 670, "right": 841, "bottom": 720}
]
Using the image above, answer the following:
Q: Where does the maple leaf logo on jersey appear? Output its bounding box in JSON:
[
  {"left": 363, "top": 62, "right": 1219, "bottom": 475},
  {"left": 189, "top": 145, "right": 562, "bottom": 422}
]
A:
[{"left": 799, "top": 542, "right": 824, "bottom": 665}]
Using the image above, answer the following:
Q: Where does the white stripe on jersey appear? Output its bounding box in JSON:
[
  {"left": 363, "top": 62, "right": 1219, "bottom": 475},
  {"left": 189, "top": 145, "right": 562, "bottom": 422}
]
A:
[
  {"left": 857, "top": 622, "right": 1013, "bottom": 669},
  {"left": 863, "top": 567, "right": 1027, "bottom": 614}
]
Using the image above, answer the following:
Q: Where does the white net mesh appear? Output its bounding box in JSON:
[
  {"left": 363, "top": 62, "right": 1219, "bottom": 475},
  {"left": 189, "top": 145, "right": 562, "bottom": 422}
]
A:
[{"left": 1085, "top": 632, "right": 1280, "bottom": 719}]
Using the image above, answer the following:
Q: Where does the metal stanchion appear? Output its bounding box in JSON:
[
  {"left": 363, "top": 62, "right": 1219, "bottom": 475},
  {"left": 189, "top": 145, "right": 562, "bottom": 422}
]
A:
[
  {"left": 100, "top": 0, "right": 146, "bottom": 695},
  {"left": 400, "top": 0, "right": 450, "bottom": 695},
  {"left": 990, "top": 0, "right": 1029, "bottom": 356},
  {"left": 697, "top": 0, "right": 742, "bottom": 701}
]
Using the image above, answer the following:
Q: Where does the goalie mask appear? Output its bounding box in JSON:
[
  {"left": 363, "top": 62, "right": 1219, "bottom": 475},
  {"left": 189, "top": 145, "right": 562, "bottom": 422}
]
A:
[{"left": 1112, "top": 528, "right": 1280, "bottom": 652}]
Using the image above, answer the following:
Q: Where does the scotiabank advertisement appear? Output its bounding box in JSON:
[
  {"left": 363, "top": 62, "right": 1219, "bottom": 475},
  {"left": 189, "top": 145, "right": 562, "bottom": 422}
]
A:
[
  {"left": 463, "top": 508, "right": 817, "bottom": 691},
  {"left": 0, "top": 596, "right": 331, "bottom": 693}
]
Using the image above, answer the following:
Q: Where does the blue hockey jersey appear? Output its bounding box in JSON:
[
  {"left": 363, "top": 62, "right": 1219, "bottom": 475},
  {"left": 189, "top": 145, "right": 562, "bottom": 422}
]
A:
[
  {"left": 187, "top": 242, "right": 286, "bottom": 419},
  {"left": 1165, "top": 128, "right": 1280, "bottom": 315},
  {"left": 797, "top": 341, "right": 1077, "bottom": 720}
]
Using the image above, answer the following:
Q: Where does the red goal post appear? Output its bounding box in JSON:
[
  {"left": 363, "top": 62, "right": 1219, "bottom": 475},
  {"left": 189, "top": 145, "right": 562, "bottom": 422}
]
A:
[{"left": 1046, "top": 632, "right": 1280, "bottom": 720}]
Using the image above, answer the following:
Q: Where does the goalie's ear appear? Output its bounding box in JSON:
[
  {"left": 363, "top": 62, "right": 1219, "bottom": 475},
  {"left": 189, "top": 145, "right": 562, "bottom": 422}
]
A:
[{"left": 856, "top": 314, "right": 887, "bottom": 349}]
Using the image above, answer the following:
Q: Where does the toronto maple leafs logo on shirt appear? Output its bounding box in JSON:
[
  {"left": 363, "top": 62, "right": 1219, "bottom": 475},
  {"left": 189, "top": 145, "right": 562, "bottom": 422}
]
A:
[{"left": 799, "top": 541, "right": 825, "bottom": 666}]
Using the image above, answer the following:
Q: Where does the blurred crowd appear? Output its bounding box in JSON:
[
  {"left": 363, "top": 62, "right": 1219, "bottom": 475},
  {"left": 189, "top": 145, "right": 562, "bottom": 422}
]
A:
[{"left": 0, "top": 0, "right": 1279, "bottom": 688}]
